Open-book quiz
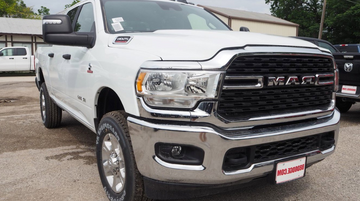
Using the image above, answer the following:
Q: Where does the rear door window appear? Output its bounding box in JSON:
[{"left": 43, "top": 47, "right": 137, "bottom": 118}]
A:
[{"left": 15, "top": 48, "right": 27, "bottom": 56}]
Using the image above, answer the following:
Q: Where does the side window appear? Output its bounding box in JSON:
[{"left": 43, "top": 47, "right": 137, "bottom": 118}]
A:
[
  {"left": 75, "top": 3, "right": 95, "bottom": 32},
  {"left": 1, "top": 49, "right": 14, "bottom": 56},
  {"left": 67, "top": 7, "right": 79, "bottom": 25},
  {"left": 15, "top": 48, "right": 27, "bottom": 56},
  {"left": 318, "top": 42, "right": 337, "bottom": 53}
]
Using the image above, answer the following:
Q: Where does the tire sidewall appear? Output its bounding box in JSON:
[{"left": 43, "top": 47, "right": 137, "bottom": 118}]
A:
[
  {"left": 96, "top": 115, "right": 136, "bottom": 201},
  {"left": 39, "top": 83, "right": 48, "bottom": 125},
  {"left": 336, "top": 98, "right": 352, "bottom": 113}
]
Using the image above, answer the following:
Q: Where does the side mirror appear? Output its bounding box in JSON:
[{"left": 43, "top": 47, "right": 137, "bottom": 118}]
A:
[
  {"left": 240, "top": 26, "right": 250, "bottom": 32},
  {"left": 0, "top": 52, "right": 3, "bottom": 56},
  {"left": 43, "top": 15, "right": 95, "bottom": 48}
]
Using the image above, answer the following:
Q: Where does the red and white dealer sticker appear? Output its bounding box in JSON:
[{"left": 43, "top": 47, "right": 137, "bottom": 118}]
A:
[
  {"left": 275, "top": 157, "right": 306, "bottom": 184},
  {"left": 341, "top": 85, "right": 357, "bottom": 95}
]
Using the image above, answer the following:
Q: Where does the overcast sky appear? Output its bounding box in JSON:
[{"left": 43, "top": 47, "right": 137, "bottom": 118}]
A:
[{"left": 23, "top": 0, "right": 271, "bottom": 15}]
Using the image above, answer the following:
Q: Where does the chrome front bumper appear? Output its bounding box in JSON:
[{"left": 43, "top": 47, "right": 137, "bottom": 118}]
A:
[{"left": 128, "top": 109, "right": 340, "bottom": 185}]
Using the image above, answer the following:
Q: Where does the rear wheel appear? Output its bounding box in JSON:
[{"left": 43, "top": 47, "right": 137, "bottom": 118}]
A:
[
  {"left": 40, "top": 83, "right": 62, "bottom": 128},
  {"left": 96, "top": 111, "right": 150, "bottom": 201},
  {"left": 336, "top": 97, "right": 353, "bottom": 113}
]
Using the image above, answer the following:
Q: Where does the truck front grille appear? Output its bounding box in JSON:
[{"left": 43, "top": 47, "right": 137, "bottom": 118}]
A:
[
  {"left": 218, "top": 55, "right": 334, "bottom": 121},
  {"left": 222, "top": 132, "right": 334, "bottom": 172}
]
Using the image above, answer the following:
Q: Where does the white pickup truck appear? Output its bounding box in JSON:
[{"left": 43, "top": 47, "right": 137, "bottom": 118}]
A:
[
  {"left": 0, "top": 47, "right": 35, "bottom": 72},
  {"left": 35, "top": 0, "right": 340, "bottom": 200}
]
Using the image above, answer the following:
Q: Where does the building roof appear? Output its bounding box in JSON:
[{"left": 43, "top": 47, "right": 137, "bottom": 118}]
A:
[
  {"left": 0, "top": 17, "right": 42, "bottom": 35},
  {"left": 200, "top": 5, "right": 299, "bottom": 27}
]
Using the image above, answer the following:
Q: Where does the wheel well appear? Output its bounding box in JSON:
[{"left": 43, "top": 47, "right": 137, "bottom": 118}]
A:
[
  {"left": 96, "top": 88, "right": 125, "bottom": 129},
  {"left": 38, "top": 68, "right": 45, "bottom": 85}
]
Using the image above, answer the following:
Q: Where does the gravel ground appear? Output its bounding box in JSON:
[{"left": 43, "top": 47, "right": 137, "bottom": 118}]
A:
[{"left": 0, "top": 76, "right": 359, "bottom": 201}]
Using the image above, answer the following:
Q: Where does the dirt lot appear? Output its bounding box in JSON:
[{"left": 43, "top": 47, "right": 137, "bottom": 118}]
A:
[{"left": 0, "top": 76, "right": 359, "bottom": 201}]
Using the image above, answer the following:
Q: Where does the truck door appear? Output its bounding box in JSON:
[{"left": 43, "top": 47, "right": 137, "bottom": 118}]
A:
[
  {"left": 0, "top": 48, "right": 17, "bottom": 72},
  {"left": 13, "top": 48, "right": 29, "bottom": 71},
  {"left": 61, "top": 2, "right": 96, "bottom": 126}
]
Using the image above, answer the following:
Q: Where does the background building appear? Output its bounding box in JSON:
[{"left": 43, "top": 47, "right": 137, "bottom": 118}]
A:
[
  {"left": 0, "top": 17, "right": 50, "bottom": 55},
  {"left": 201, "top": 5, "right": 299, "bottom": 37}
]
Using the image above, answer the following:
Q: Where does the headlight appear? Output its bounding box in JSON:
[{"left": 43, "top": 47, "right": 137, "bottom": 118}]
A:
[{"left": 136, "top": 70, "right": 221, "bottom": 108}]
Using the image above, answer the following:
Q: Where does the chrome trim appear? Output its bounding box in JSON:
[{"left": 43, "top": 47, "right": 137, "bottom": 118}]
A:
[
  {"left": 127, "top": 110, "right": 339, "bottom": 184},
  {"left": 43, "top": 19, "right": 62, "bottom": 25},
  {"left": 321, "top": 145, "right": 335, "bottom": 155},
  {"left": 128, "top": 110, "right": 340, "bottom": 140},
  {"left": 154, "top": 156, "right": 205, "bottom": 171},
  {"left": 199, "top": 46, "right": 332, "bottom": 70},
  {"left": 137, "top": 95, "right": 336, "bottom": 129},
  {"left": 223, "top": 76, "right": 264, "bottom": 90},
  {"left": 223, "top": 145, "right": 335, "bottom": 176},
  {"left": 137, "top": 98, "right": 192, "bottom": 120},
  {"left": 316, "top": 73, "right": 334, "bottom": 86},
  {"left": 336, "top": 92, "right": 360, "bottom": 99},
  {"left": 344, "top": 55, "right": 354, "bottom": 59},
  {"left": 249, "top": 109, "right": 332, "bottom": 121}
]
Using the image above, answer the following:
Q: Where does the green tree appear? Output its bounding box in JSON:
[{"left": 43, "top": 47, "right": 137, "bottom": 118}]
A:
[
  {"left": 38, "top": 6, "right": 50, "bottom": 16},
  {"left": 324, "top": 0, "right": 360, "bottom": 44},
  {"left": 265, "top": 0, "right": 323, "bottom": 37},
  {"left": 0, "top": 0, "right": 17, "bottom": 17},
  {"left": 0, "top": 0, "right": 39, "bottom": 19},
  {"left": 65, "top": 0, "right": 80, "bottom": 9}
]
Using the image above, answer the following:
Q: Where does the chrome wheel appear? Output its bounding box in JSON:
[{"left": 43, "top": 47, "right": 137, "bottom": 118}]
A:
[
  {"left": 101, "top": 133, "right": 126, "bottom": 193},
  {"left": 40, "top": 91, "right": 46, "bottom": 122}
]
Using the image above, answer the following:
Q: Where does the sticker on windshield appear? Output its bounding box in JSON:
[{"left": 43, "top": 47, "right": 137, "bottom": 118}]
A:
[
  {"left": 112, "top": 17, "right": 124, "bottom": 23},
  {"left": 111, "top": 22, "right": 124, "bottom": 32}
]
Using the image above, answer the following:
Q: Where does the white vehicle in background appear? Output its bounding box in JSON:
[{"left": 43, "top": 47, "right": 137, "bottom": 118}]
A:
[{"left": 0, "top": 47, "right": 35, "bottom": 72}]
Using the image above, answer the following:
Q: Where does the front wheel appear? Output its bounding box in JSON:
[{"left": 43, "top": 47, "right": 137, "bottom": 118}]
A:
[
  {"left": 96, "top": 111, "right": 150, "bottom": 201},
  {"left": 336, "top": 97, "right": 353, "bottom": 113}
]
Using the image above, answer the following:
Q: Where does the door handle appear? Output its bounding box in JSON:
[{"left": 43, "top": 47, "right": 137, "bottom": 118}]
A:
[
  {"left": 63, "top": 54, "right": 71, "bottom": 60},
  {"left": 23, "top": 57, "right": 28, "bottom": 59},
  {"left": 48, "top": 53, "right": 54, "bottom": 58},
  {"left": 9, "top": 58, "right": 14, "bottom": 60}
]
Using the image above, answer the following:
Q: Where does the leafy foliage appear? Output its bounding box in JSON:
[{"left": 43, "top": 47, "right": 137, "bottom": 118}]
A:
[
  {"left": 265, "top": 0, "right": 322, "bottom": 38},
  {"left": 325, "top": 0, "right": 360, "bottom": 44},
  {"left": 65, "top": 0, "right": 81, "bottom": 9},
  {"left": 265, "top": 0, "right": 360, "bottom": 44},
  {"left": 38, "top": 6, "right": 50, "bottom": 16},
  {"left": 0, "top": 0, "right": 40, "bottom": 19}
]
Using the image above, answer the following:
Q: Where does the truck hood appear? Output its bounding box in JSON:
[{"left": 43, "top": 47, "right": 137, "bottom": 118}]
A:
[{"left": 108, "top": 30, "right": 320, "bottom": 61}]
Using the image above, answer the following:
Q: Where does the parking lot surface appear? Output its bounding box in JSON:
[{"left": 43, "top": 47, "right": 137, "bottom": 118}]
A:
[{"left": 0, "top": 76, "right": 359, "bottom": 201}]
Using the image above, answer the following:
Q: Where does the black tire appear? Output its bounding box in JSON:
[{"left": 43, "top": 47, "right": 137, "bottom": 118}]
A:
[
  {"left": 96, "top": 111, "right": 150, "bottom": 201},
  {"left": 39, "top": 83, "right": 62, "bottom": 128},
  {"left": 336, "top": 97, "right": 353, "bottom": 113}
]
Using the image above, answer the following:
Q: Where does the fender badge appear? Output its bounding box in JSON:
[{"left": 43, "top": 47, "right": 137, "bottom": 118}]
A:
[
  {"left": 87, "top": 63, "right": 93, "bottom": 74},
  {"left": 113, "top": 36, "right": 133, "bottom": 44}
]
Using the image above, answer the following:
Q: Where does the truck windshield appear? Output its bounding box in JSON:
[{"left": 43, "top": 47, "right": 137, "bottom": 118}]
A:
[{"left": 101, "top": 0, "right": 230, "bottom": 33}]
